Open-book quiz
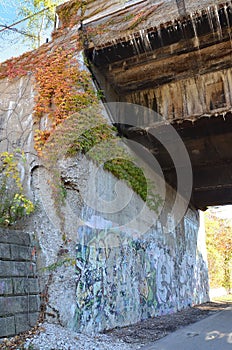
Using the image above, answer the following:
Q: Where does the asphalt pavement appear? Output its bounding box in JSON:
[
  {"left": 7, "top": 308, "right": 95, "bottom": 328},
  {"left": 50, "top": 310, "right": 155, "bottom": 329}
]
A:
[{"left": 142, "top": 306, "right": 232, "bottom": 350}]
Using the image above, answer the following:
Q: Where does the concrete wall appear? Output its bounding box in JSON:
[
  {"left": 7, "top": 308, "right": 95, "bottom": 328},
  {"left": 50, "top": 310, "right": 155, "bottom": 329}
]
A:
[
  {"left": 0, "top": 229, "right": 40, "bottom": 338},
  {"left": 29, "top": 156, "right": 209, "bottom": 333},
  {"left": 0, "top": 65, "right": 209, "bottom": 335},
  {"left": 75, "top": 208, "right": 208, "bottom": 333},
  {"left": 0, "top": 74, "right": 34, "bottom": 154}
]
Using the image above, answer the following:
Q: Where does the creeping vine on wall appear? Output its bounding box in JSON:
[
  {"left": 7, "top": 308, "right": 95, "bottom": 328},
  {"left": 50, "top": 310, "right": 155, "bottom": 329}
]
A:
[
  {"left": 33, "top": 35, "right": 162, "bottom": 217},
  {"left": 33, "top": 47, "right": 97, "bottom": 155},
  {"left": 0, "top": 0, "right": 163, "bottom": 228},
  {"left": 56, "top": 0, "right": 82, "bottom": 28}
]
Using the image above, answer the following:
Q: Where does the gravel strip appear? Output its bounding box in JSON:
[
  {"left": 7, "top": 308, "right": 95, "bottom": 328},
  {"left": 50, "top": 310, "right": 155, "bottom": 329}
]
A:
[{"left": 23, "top": 323, "right": 142, "bottom": 350}]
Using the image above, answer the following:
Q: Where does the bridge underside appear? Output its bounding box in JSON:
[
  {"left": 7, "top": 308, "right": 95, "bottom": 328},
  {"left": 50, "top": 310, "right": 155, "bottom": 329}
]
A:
[
  {"left": 173, "top": 114, "right": 232, "bottom": 209},
  {"left": 84, "top": 0, "right": 232, "bottom": 209},
  {"left": 119, "top": 112, "right": 232, "bottom": 210}
]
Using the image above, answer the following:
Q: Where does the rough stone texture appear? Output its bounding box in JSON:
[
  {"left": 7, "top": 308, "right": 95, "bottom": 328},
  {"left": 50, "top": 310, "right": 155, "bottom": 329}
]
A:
[{"left": 0, "top": 230, "right": 40, "bottom": 338}]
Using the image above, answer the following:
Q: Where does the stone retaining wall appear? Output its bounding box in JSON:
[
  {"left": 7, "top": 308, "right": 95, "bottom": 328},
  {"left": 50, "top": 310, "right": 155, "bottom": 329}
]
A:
[{"left": 0, "top": 229, "right": 40, "bottom": 338}]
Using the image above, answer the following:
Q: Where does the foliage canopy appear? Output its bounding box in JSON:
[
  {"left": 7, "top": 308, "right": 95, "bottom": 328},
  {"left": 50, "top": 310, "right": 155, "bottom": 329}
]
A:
[
  {"left": 205, "top": 209, "right": 232, "bottom": 292},
  {"left": 17, "top": 0, "right": 65, "bottom": 48}
]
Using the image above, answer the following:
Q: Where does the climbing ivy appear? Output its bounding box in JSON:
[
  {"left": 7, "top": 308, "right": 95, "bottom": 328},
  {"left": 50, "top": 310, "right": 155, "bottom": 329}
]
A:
[
  {"left": 66, "top": 124, "right": 115, "bottom": 156},
  {"left": 32, "top": 45, "right": 163, "bottom": 214},
  {"left": 33, "top": 47, "right": 97, "bottom": 156},
  {"left": 56, "top": 0, "right": 82, "bottom": 28},
  {"left": 0, "top": 1, "right": 163, "bottom": 226},
  {"left": 0, "top": 151, "right": 34, "bottom": 226}
]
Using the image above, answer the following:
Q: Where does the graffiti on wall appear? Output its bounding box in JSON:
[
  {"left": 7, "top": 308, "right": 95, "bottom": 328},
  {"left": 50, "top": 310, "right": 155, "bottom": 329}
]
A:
[{"left": 74, "top": 209, "right": 208, "bottom": 333}]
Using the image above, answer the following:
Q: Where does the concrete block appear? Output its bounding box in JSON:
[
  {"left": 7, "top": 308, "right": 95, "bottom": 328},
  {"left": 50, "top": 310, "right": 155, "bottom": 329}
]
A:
[
  {"left": 13, "top": 261, "right": 36, "bottom": 277},
  {"left": 10, "top": 245, "right": 32, "bottom": 261},
  {"left": 0, "top": 243, "right": 11, "bottom": 260},
  {"left": 13, "top": 277, "right": 39, "bottom": 295},
  {"left": 15, "top": 313, "right": 31, "bottom": 334},
  {"left": 0, "top": 316, "right": 15, "bottom": 338},
  {"left": 0, "top": 261, "right": 36, "bottom": 277},
  {"left": 29, "top": 312, "right": 39, "bottom": 326},
  {"left": 29, "top": 295, "right": 40, "bottom": 312},
  {"left": 0, "top": 261, "right": 14, "bottom": 277},
  {"left": 0, "top": 295, "right": 40, "bottom": 316},
  {"left": 0, "top": 296, "right": 25, "bottom": 316},
  {"left": 14, "top": 312, "right": 39, "bottom": 334},
  {"left": 0, "top": 230, "right": 30, "bottom": 246},
  {"left": 0, "top": 279, "right": 13, "bottom": 295}
]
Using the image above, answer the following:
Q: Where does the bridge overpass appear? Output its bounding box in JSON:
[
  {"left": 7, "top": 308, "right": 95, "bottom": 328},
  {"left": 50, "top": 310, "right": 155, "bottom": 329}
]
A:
[
  {"left": 75, "top": 0, "right": 232, "bottom": 210},
  {"left": 0, "top": 0, "right": 219, "bottom": 336}
]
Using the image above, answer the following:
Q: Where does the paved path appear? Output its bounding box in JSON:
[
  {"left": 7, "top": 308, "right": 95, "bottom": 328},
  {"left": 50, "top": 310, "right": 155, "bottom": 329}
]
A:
[{"left": 142, "top": 307, "right": 232, "bottom": 350}]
